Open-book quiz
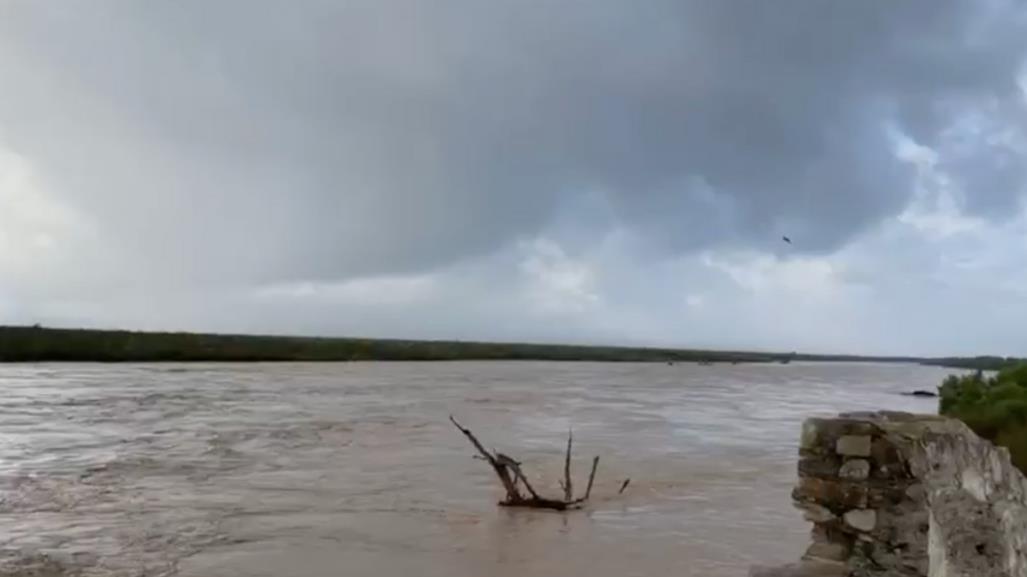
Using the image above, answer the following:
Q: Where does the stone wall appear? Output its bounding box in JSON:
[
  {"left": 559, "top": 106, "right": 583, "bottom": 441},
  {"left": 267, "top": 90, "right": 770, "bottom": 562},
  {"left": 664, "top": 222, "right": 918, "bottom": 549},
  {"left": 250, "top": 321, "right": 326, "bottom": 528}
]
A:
[{"left": 751, "top": 411, "right": 1027, "bottom": 577}]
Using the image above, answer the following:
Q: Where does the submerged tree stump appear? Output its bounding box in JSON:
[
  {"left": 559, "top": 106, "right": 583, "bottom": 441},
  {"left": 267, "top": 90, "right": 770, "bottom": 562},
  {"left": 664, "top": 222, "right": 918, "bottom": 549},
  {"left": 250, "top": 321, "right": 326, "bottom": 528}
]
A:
[{"left": 450, "top": 416, "right": 627, "bottom": 511}]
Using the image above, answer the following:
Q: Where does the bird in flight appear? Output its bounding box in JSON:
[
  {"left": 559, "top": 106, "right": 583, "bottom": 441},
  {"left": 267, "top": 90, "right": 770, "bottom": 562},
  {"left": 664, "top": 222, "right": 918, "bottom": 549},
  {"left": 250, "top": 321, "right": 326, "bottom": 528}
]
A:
[{"left": 782, "top": 236, "right": 792, "bottom": 244}]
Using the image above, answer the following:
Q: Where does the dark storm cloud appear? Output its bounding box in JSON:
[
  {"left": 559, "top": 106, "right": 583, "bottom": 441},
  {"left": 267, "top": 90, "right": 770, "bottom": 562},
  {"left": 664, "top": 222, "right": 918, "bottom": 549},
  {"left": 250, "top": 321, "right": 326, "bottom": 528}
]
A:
[{"left": 1, "top": 0, "right": 1025, "bottom": 284}]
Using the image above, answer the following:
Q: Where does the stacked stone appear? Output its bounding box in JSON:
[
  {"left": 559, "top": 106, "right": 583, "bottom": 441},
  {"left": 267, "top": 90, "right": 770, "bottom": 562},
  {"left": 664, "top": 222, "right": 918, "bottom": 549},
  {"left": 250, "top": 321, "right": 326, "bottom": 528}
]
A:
[
  {"left": 753, "top": 411, "right": 1027, "bottom": 577},
  {"left": 792, "top": 413, "right": 929, "bottom": 576}
]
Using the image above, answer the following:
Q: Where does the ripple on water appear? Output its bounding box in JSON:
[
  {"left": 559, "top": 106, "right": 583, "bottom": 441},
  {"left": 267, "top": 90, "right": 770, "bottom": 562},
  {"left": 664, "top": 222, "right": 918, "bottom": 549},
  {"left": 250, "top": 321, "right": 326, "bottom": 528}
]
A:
[{"left": 0, "top": 361, "right": 952, "bottom": 577}]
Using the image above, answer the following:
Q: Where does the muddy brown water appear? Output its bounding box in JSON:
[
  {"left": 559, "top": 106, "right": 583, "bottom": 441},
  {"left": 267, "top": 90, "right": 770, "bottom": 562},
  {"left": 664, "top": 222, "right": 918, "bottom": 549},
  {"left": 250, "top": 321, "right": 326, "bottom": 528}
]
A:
[{"left": 0, "top": 361, "right": 954, "bottom": 576}]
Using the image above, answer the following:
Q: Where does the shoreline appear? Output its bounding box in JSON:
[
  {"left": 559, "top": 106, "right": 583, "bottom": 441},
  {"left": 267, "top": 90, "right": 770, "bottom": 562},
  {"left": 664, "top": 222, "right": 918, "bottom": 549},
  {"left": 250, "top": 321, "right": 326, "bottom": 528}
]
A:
[{"left": 0, "top": 325, "right": 1015, "bottom": 370}]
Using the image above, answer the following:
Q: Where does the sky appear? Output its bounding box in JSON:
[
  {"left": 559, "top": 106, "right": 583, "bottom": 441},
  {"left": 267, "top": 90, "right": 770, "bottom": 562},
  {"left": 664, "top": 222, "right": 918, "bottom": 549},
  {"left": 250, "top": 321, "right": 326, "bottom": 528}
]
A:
[{"left": 1, "top": 1, "right": 1027, "bottom": 356}]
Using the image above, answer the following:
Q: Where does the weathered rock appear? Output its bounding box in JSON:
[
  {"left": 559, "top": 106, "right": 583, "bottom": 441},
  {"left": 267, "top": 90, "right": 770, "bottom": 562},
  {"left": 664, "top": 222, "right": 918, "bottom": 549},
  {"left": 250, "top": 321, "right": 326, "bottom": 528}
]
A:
[
  {"left": 799, "top": 455, "right": 841, "bottom": 478},
  {"left": 843, "top": 509, "right": 877, "bottom": 532},
  {"left": 839, "top": 459, "right": 870, "bottom": 480},
  {"left": 901, "top": 390, "right": 938, "bottom": 398},
  {"left": 804, "top": 540, "right": 851, "bottom": 562},
  {"left": 904, "top": 483, "right": 924, "bottom": 501},
  {"left": 798, "top": 502, "right": 836, "bottom": 523},
  {"left": 836, "top": 435, "right": 872, "bottom": 457},
  {"left": 752, "top": 411, "right": 1027, "bottom": 577},
  {"left": 802, "top": 419, "right": 879, "bottom": 453},
  {"left": 865, "top": 482, "right": 912, "bottom": 508},
  {"left": 794, "top": 477, "right": 868, "bottom": 510},
  {"left": 870, "top": 437, "right": 908, "bottom": 479}
]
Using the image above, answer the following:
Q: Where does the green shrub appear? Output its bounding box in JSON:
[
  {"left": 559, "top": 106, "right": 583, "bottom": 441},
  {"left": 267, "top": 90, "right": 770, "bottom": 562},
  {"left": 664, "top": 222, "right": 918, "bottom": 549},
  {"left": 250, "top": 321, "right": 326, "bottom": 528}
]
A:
[
  {"left": 939, "top": 364, "right": 1027, "bottom": 473},
  {"left": 995, "top": 424, "right": 1027, "bottom": 473}
]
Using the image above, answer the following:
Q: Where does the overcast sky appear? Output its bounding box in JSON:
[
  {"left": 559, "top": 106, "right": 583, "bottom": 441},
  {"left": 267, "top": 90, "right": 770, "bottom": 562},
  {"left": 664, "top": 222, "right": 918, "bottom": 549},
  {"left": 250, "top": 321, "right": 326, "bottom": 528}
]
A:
[{"left": 2, "top": 1, "right": 1027, "bottom": 356}]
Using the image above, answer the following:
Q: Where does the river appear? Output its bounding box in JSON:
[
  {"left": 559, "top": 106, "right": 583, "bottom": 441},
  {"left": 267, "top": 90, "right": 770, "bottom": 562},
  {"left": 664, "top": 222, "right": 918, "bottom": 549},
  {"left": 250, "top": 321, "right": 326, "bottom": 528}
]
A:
[{"left": 0, "top": 361, "right": 955, "bottom": 576}]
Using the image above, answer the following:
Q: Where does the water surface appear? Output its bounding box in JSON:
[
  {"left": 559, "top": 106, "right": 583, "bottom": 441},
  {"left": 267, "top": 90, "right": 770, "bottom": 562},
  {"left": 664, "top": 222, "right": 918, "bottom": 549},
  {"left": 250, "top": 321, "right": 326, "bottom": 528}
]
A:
[{"left": 0, "top": 361, "right": 953, "bottom": 576}]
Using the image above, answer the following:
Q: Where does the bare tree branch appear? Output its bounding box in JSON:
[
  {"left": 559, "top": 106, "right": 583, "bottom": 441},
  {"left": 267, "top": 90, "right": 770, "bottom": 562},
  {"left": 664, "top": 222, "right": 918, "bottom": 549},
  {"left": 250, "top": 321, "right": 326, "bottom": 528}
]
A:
[
  {"left": 499, "top": 454, "right": 541, "bottom": 500},
  {"left": 563, "top": 430, "right": 574, "bottom": 502},
  {"left": 584, "top": 456, "right": 599, "bottom": 500},
  {"left": 450, "top": 416, "right": 625, "bottom": 511},
  {"left": 449, "top": 415, "right": 495, "bottom": 465},
  {"left": 450, "top": 415, "right": 523, "bottom": 503}
]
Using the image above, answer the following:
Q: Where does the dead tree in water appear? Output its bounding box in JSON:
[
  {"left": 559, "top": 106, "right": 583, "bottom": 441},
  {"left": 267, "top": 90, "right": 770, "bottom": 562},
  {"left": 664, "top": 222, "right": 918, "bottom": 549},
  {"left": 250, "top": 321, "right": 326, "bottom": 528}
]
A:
[{"left": 449, "top": 415, "right": 627, "bottom": 511}]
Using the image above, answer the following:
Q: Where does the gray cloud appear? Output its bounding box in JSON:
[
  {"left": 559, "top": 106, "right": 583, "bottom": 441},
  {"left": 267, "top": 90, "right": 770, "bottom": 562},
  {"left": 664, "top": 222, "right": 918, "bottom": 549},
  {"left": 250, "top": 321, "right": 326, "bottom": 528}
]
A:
[
  {"left": 1, "top": 1, "right": 1027, "bottom": 354},
  {"left": 2, "top": 0, "right": 1025, "bottom": 285}
]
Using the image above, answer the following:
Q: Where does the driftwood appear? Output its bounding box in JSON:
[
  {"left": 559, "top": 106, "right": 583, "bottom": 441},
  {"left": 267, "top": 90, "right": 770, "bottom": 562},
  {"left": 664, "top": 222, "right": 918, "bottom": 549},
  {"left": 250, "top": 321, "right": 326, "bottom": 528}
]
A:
[{"left": 450, "top": 415, "right": 628, "bottom": 511}]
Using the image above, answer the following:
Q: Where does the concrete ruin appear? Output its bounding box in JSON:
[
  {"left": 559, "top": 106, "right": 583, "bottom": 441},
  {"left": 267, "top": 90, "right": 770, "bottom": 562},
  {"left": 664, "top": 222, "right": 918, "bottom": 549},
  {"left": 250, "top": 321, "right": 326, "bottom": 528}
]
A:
[{"left": 751, "top": 411, "right": 1027, "bottom": 577}]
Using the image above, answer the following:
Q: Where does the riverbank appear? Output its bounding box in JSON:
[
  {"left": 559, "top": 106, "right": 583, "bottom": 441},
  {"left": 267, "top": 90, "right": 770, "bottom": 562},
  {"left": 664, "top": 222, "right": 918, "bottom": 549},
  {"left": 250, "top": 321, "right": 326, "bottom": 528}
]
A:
[{"left": 0, "top": 325, "right": 1016, "bottom": 368}]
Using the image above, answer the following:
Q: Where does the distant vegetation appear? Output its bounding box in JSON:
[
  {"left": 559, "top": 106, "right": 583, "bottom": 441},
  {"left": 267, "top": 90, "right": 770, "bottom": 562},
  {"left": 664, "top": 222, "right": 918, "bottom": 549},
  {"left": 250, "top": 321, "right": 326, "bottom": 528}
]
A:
[
  {"left": 0, "top": 325, "right": 1017, "bottom": 369},
  {"left": 939, "top": 363, "right": 1027, "bottom": 473},
  {"left": 922, "top": 356, "right": 1025, "bottom": 372},
  {"left": 0, "top": 326, "right": 788, "bottom": 363}
]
